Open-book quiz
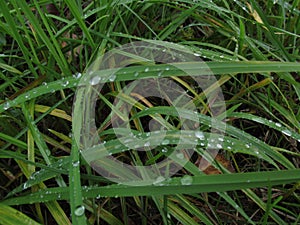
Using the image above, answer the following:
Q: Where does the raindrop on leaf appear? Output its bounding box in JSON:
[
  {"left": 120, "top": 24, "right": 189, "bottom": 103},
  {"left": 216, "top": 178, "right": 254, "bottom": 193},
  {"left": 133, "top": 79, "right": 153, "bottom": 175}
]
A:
[
  {"left": 3, "top": 101, "right": 10, "bottom": 110},
  {"left": 195, "top": 131, "right": 205, "bottom": 140},
  {"left": 282, "top": 130, "right": 292, "bottom": 137},
  {"left": 181, "top": 175, "right": 193, "bottom": 185},
  {"left": 109, "top": 74, "right": 116, "bottom": 82},
  {"left": 74, "top": 205, "right": 85, "bottom": 216},
  {"left": 89, "top": 76, "right": 100, "bottom": 85},
  {"left": 72, "top": 161, "right": 80, "bottom": 167}
]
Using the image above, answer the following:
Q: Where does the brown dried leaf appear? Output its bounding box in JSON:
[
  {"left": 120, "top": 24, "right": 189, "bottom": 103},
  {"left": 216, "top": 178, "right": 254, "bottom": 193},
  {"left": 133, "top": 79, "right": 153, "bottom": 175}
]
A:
[{"left": 197, "top": 154, "right": 235, "bottom": 175}]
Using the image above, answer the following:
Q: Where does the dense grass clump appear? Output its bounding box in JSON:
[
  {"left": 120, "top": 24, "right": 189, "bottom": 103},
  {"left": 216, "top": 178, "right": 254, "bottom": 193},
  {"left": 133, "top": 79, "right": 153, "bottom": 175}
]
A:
[{"left": 0, "top": 0, "right": 299, "bottom": 224}]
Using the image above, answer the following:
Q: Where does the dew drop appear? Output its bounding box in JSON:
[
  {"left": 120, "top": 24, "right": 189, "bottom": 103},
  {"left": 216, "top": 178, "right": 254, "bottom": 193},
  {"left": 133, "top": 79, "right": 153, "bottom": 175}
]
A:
[
  {"left": 180, "top": 175, "right": 193, "bottom": 185},
  {"left": 74, "top": 205, "right": 85, "bottom": 216},
  {"left": 23, "top": 182, "right": 29, "bottom": 190},
  {"left": 89, "top": 76, "right": 100, "bottom": 85},
  {"left": 62, "top": 80, "right": 69, "bottom": 87},
  {"left": 161, "top": 148, "right": 168, "bottom": 153},
  {"left": 72, "top": 161, "right": 80, "bottom": 167},
  {"left": 282, "top": 130, "right": 292, "bottom": 136},
  {"left": 218, "top": 137, "right": 224, "bottom": 142},
  {"left": 245, "top": 144, "right": 250, "bottom": 148},
  {"left": 193, "top": 53, "right": 201, "bottom": 57},
  {"left": 144, "top": 67, "right": 149, "bottom": 72},
  {"left": 109, "top": 74, "right": 116, "bottom": 82},
  {"left": 144, "top": 141, "right": 150, "bottom": 147},
  {"left": 275, "top": 122, "right": 282, "bottom": 128},
  {"left": 3, "top": 101, "right": 10, "bottom": 110},
  {"left": 216, "top": 143, "right": 222, "bottom": 149},
  {"left": 73, "top": 72, "right": 82, "bottom": 79},
  {"left": 195, "top": 131, "right": 205, "bottom": 140},
  {"left": 165, "top": 67, "right": 170, "bottom": 71}
]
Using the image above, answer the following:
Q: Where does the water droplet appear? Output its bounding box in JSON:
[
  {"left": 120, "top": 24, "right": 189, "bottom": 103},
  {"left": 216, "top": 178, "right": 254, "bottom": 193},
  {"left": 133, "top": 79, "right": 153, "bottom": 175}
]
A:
[
  {"left": 73, "top": 72, "right": 82, "bottom": 79},
  {"left": 134, "top": 72, "right": 139, "bottom": 77},
  {"left": 72, "top": 161, "right": 80, "bottom": 167},
  {"left": 144, "top": 141, "right": 150, "bottom": 147},
  {"left": 275, "top": 122, "right": 282, "bottom": 128},
  {"left": 282, "top": 130, "right": 292, "bottom": 136},
  {"left": 3, "top": 101, "right": 10, "bottom": 110},
  {"left": 153, "top": 176, "right": 165, "bottom": 186},
  {"left": 220, "top": 55, "right": 224, "bottom": 58},
  {"left": 109, "top": 74, "right": 116, "bottom": 82},
  {"left": 245, "top": 144, "right": 250, "bottom": 148},
  {"left": 161, "top": 148, "right": 168, "bottom": 153},
  {"left": 74, "top": 205, "right": 85, "bottom": 216},
  {"left": 165, "top": 67, "right": 170, "bottom": 71},
  {"left": 23, "top": 182, "right": 29, "bottom": 189},
  {"left": 162, "top": 139, "right": 170, "bottom": 145},
  {"left": 195, "top": 131, "right": 205, "bottom": 140},
  {"left": 158, "top": 71, "right": 163, "bottom": 77},
  {"left": 89, "top": 76, "right": 100, "bottom": 85},
  {"left": 180, "top": 175, "right": 193, "bottom": 185},
  {"left": 216, "top": 143, "right": 222, "bottom": 149},
  {"left": 62, "top": 80, "right": 69, "bottom": 87},
  {"left": 144, "top": 67, "right": 149, "bottom": 72},
  {"left": 42, "top": 82, "right": 47, "bottom": 86},
  {"left": 193, "top": 53, "right": 201, "bottom": 57}
]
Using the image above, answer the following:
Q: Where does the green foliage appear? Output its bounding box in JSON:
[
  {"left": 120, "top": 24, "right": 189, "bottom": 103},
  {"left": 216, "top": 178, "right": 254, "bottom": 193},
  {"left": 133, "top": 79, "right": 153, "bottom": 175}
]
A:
[{"left": 0, "top": 0, "right": 299, "bottom": 224}]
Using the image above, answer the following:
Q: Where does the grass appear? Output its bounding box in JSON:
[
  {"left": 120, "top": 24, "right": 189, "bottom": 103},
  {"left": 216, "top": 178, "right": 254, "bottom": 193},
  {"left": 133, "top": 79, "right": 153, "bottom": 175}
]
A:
[{"left": 0, "top": 0, "right": 299, "bottom": 224}]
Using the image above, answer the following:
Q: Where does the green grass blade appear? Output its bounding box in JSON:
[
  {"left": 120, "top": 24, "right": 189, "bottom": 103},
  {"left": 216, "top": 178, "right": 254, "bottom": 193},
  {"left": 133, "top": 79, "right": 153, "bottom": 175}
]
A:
[
  {"left": 0, "top": 203, "right": 41, "bottom": 225},
  {"left": 2, "top": 169, "right": 300, "bottom": 205},
  {"left": 69, "top": 136, "right": 87, "bottom": 224}
]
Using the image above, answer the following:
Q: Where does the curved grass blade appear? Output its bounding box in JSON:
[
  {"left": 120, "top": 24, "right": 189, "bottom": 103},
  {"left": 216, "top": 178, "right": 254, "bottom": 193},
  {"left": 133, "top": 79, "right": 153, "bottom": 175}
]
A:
[
  {"left": 1, "top": 61, "right": 300, "bottom": 113},
  {"left": 2, "top": 169, "right": 300, "bottom": 205}
]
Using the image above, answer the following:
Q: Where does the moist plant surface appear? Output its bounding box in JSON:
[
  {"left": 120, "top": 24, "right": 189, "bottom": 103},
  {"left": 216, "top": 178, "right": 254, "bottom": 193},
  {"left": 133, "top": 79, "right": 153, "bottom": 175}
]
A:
[{"left": 0, "top": 0, "right": 299, "bottom": 224}]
